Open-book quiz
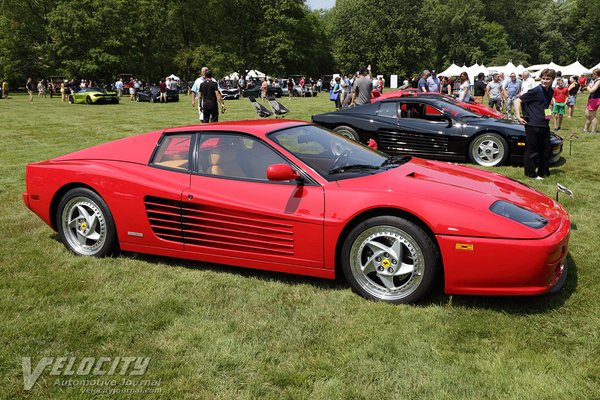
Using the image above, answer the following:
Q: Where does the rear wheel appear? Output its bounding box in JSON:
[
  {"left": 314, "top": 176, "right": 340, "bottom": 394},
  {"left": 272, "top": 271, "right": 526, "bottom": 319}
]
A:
[
  {"left": 334, "top": 125, "right": 360, "bottom": 142},
  {"left": 341, "top": 216, "right": 438, "bottom": 304},
  {"left": 56, "top": 188, "right": 118, "bottom": 257},
  {"left": 85, "top": 96, "right": 92, "bottom": 104},
  {"left": 469, "top": 133, "right": 508, "bottom": 166}
]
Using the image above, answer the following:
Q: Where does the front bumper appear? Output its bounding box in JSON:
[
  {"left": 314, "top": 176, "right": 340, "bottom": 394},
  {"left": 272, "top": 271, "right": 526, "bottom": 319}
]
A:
[{"left": 438, "top": 218, "right": 570, "bottom": 296}]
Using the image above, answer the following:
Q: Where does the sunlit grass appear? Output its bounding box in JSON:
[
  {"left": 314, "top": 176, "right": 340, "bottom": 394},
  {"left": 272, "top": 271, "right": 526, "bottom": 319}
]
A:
[{"left": 0, "top": 91, "right": 598, "bottom": 399}]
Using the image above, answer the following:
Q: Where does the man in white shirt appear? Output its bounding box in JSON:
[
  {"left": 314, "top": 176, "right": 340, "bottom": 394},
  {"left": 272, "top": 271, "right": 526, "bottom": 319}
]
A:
[
  {"left": 191, "top": 67, "right": 208, "bottom": 121},
  {"left": 519, "top": 71, "right": 536, "bottom": 96}
]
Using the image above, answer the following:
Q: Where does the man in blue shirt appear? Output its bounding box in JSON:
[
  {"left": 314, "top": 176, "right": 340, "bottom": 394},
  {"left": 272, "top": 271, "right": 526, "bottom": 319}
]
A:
[
  {"left": 514, "top": 68, "right": 556, "bottom": 179},
  {"left": 427, "top": 70, "right": 440, "bottom": 93},
  {"left": 418, "top": 70, "right": 430, "bottom": 92},
  {"left": 503, "top": 73, "right": 522, "bottom": 119}
]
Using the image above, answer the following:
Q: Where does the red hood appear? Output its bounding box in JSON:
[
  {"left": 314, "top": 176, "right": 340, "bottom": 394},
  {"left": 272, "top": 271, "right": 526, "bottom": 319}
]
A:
[{"left": 335, "top": 158, "right": 567, "bottom": 239}]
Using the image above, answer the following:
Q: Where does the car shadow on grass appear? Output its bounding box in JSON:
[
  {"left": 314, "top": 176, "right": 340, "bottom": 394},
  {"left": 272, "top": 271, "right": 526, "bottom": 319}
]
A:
[
  {"left": 50, "top": 234, "right": 577, "bottom": 311},
  {"left": 421, "top": 253, "right": 577, "bottom": 314}
]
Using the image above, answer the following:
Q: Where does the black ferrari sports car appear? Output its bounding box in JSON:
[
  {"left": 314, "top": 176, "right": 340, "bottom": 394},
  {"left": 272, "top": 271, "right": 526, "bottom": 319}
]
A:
[
  {"left": 135, "top": 86, "right": 179, "bottom": 103},
  {"left": 312, "top": 96, "right": 563, "bottom": 167}
]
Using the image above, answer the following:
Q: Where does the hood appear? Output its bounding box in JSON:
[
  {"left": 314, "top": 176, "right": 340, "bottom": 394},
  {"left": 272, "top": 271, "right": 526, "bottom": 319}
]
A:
[
  {"left": 52, "top": 130, "right": 163, "bottom": 164},
  {"left": 336, "top": 158, "right": 567, "bottom": 239}
]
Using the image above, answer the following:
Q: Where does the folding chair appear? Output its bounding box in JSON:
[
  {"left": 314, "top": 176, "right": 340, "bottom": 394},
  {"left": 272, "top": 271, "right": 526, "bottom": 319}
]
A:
[
  {"left": 249, "top": 96, "right": 273, "bottom": 118},
  {"left": 266, "top": 95, "right": 290, "bottom": 118}
]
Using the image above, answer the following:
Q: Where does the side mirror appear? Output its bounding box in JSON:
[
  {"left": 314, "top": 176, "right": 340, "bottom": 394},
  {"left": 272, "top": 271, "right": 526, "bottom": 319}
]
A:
[
  {"left": 443, "top": 115, "right": 453, "bottom": 127},
  {"left": 267, "top": 164, "right": 302, "bottom": 182}
]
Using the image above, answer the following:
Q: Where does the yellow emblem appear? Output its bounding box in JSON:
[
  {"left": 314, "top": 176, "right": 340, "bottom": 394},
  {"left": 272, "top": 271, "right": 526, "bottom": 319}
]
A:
[
  {"left": 81, "top": 222, "right": 87, "bottom": 230},
  {"left": 382, "top": 259, "right": 391, "bottom": 268}
]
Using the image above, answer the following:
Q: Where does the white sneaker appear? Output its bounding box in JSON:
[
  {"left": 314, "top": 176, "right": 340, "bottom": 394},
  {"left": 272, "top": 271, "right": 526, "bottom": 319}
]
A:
[{"left": 535, "top": 176, "right": 544, "bottom": 180}]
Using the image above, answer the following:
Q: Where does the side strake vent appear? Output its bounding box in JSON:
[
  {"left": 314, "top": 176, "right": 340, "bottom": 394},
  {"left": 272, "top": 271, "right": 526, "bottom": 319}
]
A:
[{"left": 144, "top": 196, "right": 294, "bottom": 255}]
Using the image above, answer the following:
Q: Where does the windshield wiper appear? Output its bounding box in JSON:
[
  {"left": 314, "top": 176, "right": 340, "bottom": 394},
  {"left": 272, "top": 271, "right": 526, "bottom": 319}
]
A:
[
  {"left": 328, "top": 164, "right": 382, "bottom": 175},
  {"left": 380, "top": 155, "right": 412, "bottom": 168}
]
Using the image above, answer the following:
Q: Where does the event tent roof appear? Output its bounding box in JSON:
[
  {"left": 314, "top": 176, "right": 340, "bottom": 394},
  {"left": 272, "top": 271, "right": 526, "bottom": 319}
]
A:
[
  {"left": 439, "top": 63, "right": 463, "bottom": 77},
  {"left": 560, "top": 61, "right": 592, "bottom": 76}
]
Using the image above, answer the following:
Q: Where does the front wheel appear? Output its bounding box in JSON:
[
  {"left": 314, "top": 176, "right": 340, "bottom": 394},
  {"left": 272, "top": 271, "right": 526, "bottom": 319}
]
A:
[
  {"left": 341, "top": 216, "right": 439, "bottom": 304},
  {"left": 85, "top": 96, "right": 92, "bottom": 104},
  {"left": 469, "top": 133, "right": 508, "bottom": 167},
  {"left": 56, "top": 188, "right": 118, "bottom": 257}
]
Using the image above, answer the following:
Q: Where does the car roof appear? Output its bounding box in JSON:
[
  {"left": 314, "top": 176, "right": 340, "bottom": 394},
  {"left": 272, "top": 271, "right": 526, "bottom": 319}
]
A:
[{"left": 163, "top": 119, "right": 307, "bottom": 138}]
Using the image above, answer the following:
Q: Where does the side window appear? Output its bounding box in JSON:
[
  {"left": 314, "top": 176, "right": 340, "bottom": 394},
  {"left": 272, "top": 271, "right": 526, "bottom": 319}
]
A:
[
  {"left": 151, "top": 134, "right": 192, "bottom": 171},
  {"left": 376, "top": 102, "right": 398, "bottom": 119},
  {"left": 197, "top": 134, "right": 289, "bottom": 181}
]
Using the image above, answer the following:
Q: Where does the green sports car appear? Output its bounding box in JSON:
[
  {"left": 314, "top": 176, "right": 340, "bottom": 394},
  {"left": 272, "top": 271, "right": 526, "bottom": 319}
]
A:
[{"left": 68, "top": 87, "right": 119, "bottom": 104}]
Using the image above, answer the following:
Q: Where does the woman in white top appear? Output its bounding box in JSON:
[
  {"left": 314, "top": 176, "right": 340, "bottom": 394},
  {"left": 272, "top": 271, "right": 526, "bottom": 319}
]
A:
[{"left": 457, "top": 72, "right": 471, "bottom": 102}]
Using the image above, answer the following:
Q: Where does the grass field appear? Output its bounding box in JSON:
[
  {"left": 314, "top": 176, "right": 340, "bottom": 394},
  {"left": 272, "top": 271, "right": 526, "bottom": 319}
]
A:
[{"left": 1, "top": 91, "right": 599, "bottom": 399}]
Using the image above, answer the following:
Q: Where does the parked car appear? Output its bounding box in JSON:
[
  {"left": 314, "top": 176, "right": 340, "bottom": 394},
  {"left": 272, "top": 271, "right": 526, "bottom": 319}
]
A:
[
  {"left": 135, "top": 86, "right": 179, "bottom": 103},
  {"left": 312, "top": 96, "right": 563, "bottom": 167},
  {"left": 218, "top": 81, "right": 240, "bottom": 100},
  {"left": 242, "top": 83, "right": 283, "bottom": 98},
  {"left": 68, "top": 87, "right": 119, "bottom": 104},
  {"left": 24, "top": 120, "right": 569, "bottom": 304},
  {"left": 374, "top": 89, "right": 505, "bottom": 119}
]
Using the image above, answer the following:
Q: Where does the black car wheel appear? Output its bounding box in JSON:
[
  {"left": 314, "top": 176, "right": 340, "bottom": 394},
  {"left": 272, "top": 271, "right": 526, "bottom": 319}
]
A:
[
  {"left": 341, "top": 216, "right": 439, "bottom": 304},
  {"left": 56, "top": 188, "right": 119, "bottom": 257},
  {"left": 85, "top": 96, "right": 92, "bottom": 104},
  {"left": 469, "top": 133, "right": 508, "bottom": 167},
  {"left": 334, "top": 126, "right": 360, "bottom": 142}
]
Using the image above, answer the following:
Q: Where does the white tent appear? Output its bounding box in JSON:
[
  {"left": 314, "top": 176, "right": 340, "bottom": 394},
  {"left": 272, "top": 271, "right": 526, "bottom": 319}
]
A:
[
  {"left": 223, "top": 72, "right": 240, "bottom": 80},
  {"left": 439, "top": 63, "right": 463, "bottom": 77},
  {"left": 166, "top": 74, "right": 180, "bottom": 81},
  {"left": 245, "top": 69, "right": 266, "bottom": 80},
  {"left": 592, "top": 62, "right": 600, "bottom": 71},
  {"left": 525, "top": 63, "right": 548, "bottom": 71},
  {"left": 547, "top": 61, "right": 564, "bottom": 71},
  {"left": 466, "top": 63, "right": 488, "bottom": 82},
  {"left": 561, "top": 61, "right": 592, "bottom": 76},
  {"left": 515, "top": 64, "right": 526, "bottom": 74}
]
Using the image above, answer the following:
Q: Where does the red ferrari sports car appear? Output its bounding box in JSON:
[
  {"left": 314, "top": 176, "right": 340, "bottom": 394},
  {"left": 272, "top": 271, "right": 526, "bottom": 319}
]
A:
[
  {"left": 23, "top": 120, "right": 570, "bottom": 303},
  {"left": 373, "top": 89, "right": 505, "bottom": 119}
]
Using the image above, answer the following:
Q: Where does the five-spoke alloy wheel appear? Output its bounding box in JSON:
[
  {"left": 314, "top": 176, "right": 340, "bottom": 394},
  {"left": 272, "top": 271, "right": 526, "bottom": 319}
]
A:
[
  {"left": 469, "top": 133, "right": 508, "bottom": 167},
  {"left": 342, "top": 216, "right": 438, "bottom": 303},
  {"left": 57, "top": 188, "right": 118, "bottom": 257}
]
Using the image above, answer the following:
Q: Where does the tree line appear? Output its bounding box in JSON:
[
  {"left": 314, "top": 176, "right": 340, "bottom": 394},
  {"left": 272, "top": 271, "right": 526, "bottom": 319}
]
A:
[{"left": 0, "top": 0, "right": 597, "bottom": 87}]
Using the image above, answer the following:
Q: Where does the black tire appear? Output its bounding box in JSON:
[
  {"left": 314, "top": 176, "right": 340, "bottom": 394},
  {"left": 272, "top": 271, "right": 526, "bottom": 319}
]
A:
[
  {"left": 334, "top": 125, "right": 360, "bottom": 142},
  {"left": 149, "top": 96, "right": 154, "bottom": 103},
  {"left": 341, "top": 216, "right": 439, "bottom": 304},
  {"left": 468, "top": 132, "right": 508, "bottom": 167},
  {"left": 56, "top": 188, "right": 119, "bottom": 257},
  {"left": 85, "top": 96, "right": 92, "bottom": 104},
  {"left": 68, "top": 95, "right": 74, "bottom": 104}
]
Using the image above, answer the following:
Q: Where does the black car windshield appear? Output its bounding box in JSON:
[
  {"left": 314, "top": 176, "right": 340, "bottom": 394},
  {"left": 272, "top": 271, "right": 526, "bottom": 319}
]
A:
[
  {"left": 269, "top": 124, "right": 396, "bottom": 181},
  {"left": 433, "top": 97, "right": 481, "bottom": 119},
  {"left": 79, "top": 87, "right": 105, "bottom": 93}
]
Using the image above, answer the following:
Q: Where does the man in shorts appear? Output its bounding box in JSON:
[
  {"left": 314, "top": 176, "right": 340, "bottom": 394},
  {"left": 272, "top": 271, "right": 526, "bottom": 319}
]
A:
[
  {"left": 486, "top": 73, "right": 502, "bottom": 111},
  {"left": 552, "top": 78, "right": 569, "bottom": 130}
]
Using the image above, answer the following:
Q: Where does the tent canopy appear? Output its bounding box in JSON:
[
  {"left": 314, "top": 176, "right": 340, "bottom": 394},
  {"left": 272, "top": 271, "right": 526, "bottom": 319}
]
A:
[
  {"left": 561, "top": 61, "right": 592, "bottom": 76},
  {"left": 246, "top": 69, "right": 266, "bottom": 79},
  {"left": 166, "top": 74, "right": 180, "bottom": 81},
  {"left": 439, "top": 63, "right": 464, "bottom": 77}
]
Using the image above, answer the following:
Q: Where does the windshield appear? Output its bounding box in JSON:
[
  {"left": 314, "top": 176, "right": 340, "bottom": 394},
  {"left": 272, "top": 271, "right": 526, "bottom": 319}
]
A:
[{"left": 269, "top": 124, "right": 402, "bottom": 181}]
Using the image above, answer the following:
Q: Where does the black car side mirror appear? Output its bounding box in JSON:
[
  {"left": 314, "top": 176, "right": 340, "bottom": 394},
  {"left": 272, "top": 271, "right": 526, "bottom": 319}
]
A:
[{"left": 443, "top": 115, "right": 453, "bottom": 127}]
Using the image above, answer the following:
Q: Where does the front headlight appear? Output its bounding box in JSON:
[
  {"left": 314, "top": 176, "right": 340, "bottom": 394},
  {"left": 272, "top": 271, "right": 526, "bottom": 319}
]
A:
[{"left": 489, "top": 200, "right": 548, "bottom": 229}]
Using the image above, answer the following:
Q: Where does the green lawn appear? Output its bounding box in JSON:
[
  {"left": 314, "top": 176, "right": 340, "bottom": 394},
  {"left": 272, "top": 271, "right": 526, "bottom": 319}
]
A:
[{"left": 1, "top": 92, "right": 599, "bottom": 399}]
